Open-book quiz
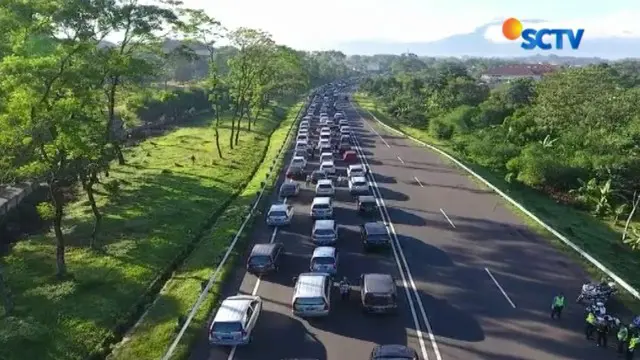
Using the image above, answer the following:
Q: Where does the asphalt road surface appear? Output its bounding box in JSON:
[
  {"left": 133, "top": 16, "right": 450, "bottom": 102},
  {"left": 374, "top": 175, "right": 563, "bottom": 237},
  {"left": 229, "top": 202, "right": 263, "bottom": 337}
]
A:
[{"left": 191, "top": 100, "right": 608, "bottom": 360}]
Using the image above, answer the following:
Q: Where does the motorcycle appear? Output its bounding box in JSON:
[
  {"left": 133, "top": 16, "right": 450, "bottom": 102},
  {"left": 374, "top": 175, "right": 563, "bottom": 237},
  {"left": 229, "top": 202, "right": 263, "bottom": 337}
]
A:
[
  {"left": 576, "top": 281, "right": 616, "bottom": 304},
  {"left": 585, "top": 300, "right": 607, "bottom": 317}
]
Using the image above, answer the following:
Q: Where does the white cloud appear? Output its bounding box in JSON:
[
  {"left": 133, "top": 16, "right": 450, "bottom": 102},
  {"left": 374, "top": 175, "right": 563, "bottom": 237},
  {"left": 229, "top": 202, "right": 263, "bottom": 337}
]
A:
[{"left": 484, "top": 11, "right": 640, "bottom": 44}]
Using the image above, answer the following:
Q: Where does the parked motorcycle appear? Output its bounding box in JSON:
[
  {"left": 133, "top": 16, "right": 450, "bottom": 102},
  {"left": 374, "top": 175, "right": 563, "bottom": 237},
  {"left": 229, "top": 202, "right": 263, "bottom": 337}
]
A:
[{"left": 576, "top": 281, "right": 616, "bottom": 304}]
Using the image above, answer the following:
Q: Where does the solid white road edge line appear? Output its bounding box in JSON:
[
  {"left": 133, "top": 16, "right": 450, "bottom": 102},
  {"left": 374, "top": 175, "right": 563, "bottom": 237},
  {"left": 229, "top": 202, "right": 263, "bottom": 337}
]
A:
[
  {"left": 485, "top": 268, "right": 517, "bottom": 309},
  {"left": 439, "top": 208, "right": 456, "bottom": 229},
  {"left": 356, "top": 101, "right": 640, "bottom": 301},
  {"left": 228, "top": 197, "right": 287, "bottom": 360},
  {"left": 351, "top": 104, "right": 443, "bottom": 360},
  {"left": 414, "top": 176, "right": 424, "bottom": 188}
]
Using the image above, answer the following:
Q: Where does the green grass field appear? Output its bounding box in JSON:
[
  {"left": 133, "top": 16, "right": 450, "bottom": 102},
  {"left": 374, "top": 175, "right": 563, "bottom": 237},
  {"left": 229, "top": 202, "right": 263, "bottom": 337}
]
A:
[
  {"left": 355, "top": 93, "right": 640, "bottom": 313},
  {"left": 0, "top": 105, "right": 293, "bottom": 360},
  {"left": 108, "top": 102, "right": 303, "bottom": 360}
]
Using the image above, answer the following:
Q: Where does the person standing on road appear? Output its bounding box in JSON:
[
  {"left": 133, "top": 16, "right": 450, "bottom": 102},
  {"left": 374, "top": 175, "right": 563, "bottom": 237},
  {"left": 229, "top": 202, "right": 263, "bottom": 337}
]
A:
[
  {"left": 586, "top": 311, "right": 597, "bottom": 339},
  {"left": 596, "top": 316, "right": 610, "bottom": 347},
  {"left": 627, "top": 335, "right": 639, "bottom": 360},
  {"left": 551, "top": 293, "right": 566, "bottom": 319},
  {"left": 619, "top": 322, "right": 630, "bottom": 354}
]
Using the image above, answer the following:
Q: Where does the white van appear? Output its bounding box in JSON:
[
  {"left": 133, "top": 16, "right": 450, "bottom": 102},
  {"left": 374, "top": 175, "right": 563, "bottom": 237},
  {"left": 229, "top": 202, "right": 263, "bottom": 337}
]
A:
[
  {"left": 209, "top": 295, "right": 262, "bottom": 345},
  {"left": 319, "top": 161, "right": 335, "bottom": 175},
  {"left": 310, "top": 197, "right": 333, "bottom": 219},
  {"left": 319, "top": 152, "right": 333, "bottom": 164},
  {"left": 292, "top": 273, "right": 332, "bottom": 317},
  {"left": 310, "top": 246, "right": 338, "bottom": 274}
]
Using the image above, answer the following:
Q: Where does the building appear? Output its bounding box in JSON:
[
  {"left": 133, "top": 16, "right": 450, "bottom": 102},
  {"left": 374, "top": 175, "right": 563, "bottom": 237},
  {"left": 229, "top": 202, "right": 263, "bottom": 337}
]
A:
[{"left": 481, "top": 64, "right": 558, "bottom": 83}]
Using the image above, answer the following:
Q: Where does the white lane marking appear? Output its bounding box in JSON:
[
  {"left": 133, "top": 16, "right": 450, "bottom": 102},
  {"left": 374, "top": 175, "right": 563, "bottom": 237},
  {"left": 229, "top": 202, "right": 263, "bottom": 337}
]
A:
[
  {"left": 396, "top": 155, "right": 405, "bottom": 164},
  {"left": 485, "top": 268, "right": 517, "bottom": 308},
  {"left": 229, "top": 198, "right": 287, "bottom": 360},
  {"left": 439, "top": 208, "right": 456, "bottom": 229},
  {"left": 414, "top": 176, "right": 424, "bottom": 187},
  {"left": 351, "top": 104, "right": 442, "bottom": 360},
  {"left": 382, "top": 138, "right": 391, "bottom": 148}
]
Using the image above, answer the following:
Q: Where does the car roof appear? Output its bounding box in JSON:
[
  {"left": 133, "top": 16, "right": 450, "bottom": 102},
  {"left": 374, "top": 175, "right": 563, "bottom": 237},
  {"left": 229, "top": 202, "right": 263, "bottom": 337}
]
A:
[
  {"left": 312, "top": 169, "right": 326, "bottom": 174},
  {"left": 281, "top": 182, "right": 297, "bottom": 188},
  {"left": 351, "top": 176, "right": 367, "bottom": 182},
  {"left": 250, "top": 243, "right": 278, "bottom": 256},
  {"left": 372, "top": 344, "right": 417, "bottom": 358},
  {"left": 294, "top": 273, "right": 329, "bottom": 298},
  {"left": 364, "top": 222, "right": 387, "bottom": 234},
  {"left": 321, "top": 152, "right": 333, "bottom": 156},
  {"left": 363, "top": 273, "right": 394, "bottom": 293},
  {"left": 214, "top": 296, "right": 256, "bottom": 322},
  {"left": 292, "top": 156, "right": 305, "bottom": 160},
  {"left": 349, "top": 164, "right": 363, "bottom": 169},
  {"left": 312, "top": 196, "right": 331, "bottom": 204},
  {"left": 344, "top": 150, "right": 356, "bottom": 155},
  {"left": 317, "top": 179, "right": 333, "bottom": 185},
  {"left": 314, "top": 219, "right": 335, "bottom": 229},
  {"left": 359, "top": 195, "right": 376, "bottom": 202},
  {"left": 312, "top": 246, "right": 336, "bottom": 257},
  {"left": 320, "top": 161, "right": 334, "bottom": 166},
  {"left": 269, "top": 204, "right": 289, "bottom": 212}
]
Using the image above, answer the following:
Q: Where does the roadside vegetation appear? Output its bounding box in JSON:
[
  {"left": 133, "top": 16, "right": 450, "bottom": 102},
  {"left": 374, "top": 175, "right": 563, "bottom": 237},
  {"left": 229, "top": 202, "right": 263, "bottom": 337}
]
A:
[
  {"left": 357, "top": 59, "right": 640, "bottom": 310},
  {"left": 109, "top": 101, "right": 304, "bottom": 360},
  {"left": 0, "top": 1, "right": 352, "bottom": 359}
]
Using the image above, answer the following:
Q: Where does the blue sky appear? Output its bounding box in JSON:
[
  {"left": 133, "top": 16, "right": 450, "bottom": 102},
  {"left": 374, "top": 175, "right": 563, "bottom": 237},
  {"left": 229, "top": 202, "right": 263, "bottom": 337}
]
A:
[{"left": 174, "top": 0, "right": 640, "bottom": 49}]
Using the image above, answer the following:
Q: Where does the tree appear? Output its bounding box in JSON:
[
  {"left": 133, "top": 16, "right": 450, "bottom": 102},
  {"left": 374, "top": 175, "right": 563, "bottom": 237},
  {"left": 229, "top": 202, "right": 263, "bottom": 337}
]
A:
[{"left": 226, "top": 28, "right": 275, "bottom": 148}]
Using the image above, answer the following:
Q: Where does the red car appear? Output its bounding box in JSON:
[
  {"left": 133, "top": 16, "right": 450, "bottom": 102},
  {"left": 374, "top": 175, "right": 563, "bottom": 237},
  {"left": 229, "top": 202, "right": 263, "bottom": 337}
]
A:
[{"left": 342, "top": 150, "right": 358, "bottom": 163}]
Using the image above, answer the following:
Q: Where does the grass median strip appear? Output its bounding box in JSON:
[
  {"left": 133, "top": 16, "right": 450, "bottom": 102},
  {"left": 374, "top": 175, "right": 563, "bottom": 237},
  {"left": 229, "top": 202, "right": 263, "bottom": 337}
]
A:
[
  {"left": 107, "top": 101, "right": 304, "bottom": 360},
  {"left": 355, "top": 93, "right": 640, "bottom": 313},
  {"left": 0, "top": 105, "right": 291, "bottom": 360}
]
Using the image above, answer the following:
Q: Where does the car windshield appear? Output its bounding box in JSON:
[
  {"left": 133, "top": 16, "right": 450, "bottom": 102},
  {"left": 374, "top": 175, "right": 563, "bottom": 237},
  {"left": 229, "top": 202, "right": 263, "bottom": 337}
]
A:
[
  {"left": 319, "top": 184, "right": 332, "bottom": 189},
  {"left": 354, "top": 181, "right": 366, "bottom": 186},
  {"left": 313, "top": 203, "right": 329, "bottom": 209},
  {"left": 292, "top": 159, "right": 304, "bottom": 164},
  {"left": 270, "top": 210, "right": 287, "bottom": 217},
  {"left": 315, "top": 228, "right": 335, "bottom": 236},
  {"left": 321, "top": 164, "right": 334, "bottom": 169},
  {"left": 312, "top": 256, "right": 335, "bottom": 265},
  {"left": 249, "top": 255, "right": 271, "bottom": 265},
  {"left": 211, "top": 321, "right": 243, "bottom": 333}
]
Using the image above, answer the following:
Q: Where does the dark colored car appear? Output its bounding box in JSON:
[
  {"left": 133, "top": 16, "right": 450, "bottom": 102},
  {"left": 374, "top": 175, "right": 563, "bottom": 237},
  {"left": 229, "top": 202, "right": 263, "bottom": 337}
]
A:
[
  {"left": 360, "top": 222, "right": 391, "bottom": 250},
  {"left": 286, "top": 165, "right": 305, "bottom": 179},
  {"left": 357, "top": 195, "right": 377, "bottom": 214},
  {"left": 279, "top": 181, "right": 300, "bottom": 197},
  {"left": 246, "top": 243, "right": 284, "bottom": 275},
  {"left": 311, "top": 170, "right": 328, "bottom": 184},
  {"left": 370, "top": 344, "right": 418, "bottom": 360},
  {"left": 360, "top": 273, "right": 398, "bottom": 314}
]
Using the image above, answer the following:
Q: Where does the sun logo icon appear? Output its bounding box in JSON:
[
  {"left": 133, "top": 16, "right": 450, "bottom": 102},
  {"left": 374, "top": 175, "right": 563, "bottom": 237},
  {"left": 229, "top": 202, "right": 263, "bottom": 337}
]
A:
[{"left": 502, "top": 18, "right": 523, "bottom": 40}]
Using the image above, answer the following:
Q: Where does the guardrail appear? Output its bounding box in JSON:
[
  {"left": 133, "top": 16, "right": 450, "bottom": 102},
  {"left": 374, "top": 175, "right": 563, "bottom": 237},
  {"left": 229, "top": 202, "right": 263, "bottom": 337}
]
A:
[
  {"left": 160, "top": 94, "right": 313, "bottom": 360},
  {"left": 356, "top": 102, "right": 640, "bottom": 301}
]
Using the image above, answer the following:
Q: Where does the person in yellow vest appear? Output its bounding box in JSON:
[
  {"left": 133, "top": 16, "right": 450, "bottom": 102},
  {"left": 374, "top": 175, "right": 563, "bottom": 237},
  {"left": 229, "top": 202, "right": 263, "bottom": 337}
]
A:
[
  {"left": 627, "top": 335, "right": 639, "bottom": 360},
  {"left": 585, "top": 311, "right": 597, "bottom": 340},
  {"left": 619, "top": 322, "right": 630, "bottom": 354},
  {"left": 551, "top": 293, "right": 566, "bottom": 319}
]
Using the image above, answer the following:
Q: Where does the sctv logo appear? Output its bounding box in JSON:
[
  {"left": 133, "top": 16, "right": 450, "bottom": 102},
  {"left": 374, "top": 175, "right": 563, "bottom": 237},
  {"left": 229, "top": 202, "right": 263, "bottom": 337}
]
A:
[{"left": 502, "top": 18, "right": 584, "bottom": 50}]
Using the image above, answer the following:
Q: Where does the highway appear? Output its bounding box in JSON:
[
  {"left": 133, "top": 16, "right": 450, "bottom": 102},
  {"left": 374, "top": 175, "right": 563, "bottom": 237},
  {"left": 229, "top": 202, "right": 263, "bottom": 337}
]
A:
[{"left": 190, "top": 99, "right": 607, "bottom": 360}]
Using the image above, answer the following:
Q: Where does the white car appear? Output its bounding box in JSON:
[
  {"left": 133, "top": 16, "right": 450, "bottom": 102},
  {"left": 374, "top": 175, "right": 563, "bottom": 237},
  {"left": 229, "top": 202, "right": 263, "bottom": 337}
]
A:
[
  {"left": 349, "top": 176, "right": 369, "bottom": 195},
  {"left": 340, "top": 126, "right": 351, "bottom": 135},
  {"left": 317, "top": 140, "right": 331, "bottom": 149},
  {"left": 295, "top": 141, "right": 308, "bottom": 151},
  {"left": 319, "top": 152, "right": 333, "bottom": 164},
  {"left": 296, "top": 134, "right": 308, "bottom": 143},
  {"left": 266, "top": 203, "right": 294, "bottom": 226},
  {"left": 319, "top": 161, "right": 336, "bottom": 175},
  {"left": 347, "top": 164, "right": 366, "bottom": 178},
  {"left": 291, "top": 156, "right": 307, "bottom": 168},
  {"left": 209, "top": 295, "right": 262, "bottom": 346},
  {"left": 338, "top": 119, "right": 349, "bottom": 126},
  {"left": 315, "top": 179, "right": 335, "bottom": 196}
]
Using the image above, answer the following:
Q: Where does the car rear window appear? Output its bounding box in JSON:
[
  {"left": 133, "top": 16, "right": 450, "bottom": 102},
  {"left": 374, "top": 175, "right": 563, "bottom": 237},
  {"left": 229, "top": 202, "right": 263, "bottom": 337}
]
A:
[
  {"left": 312, "top": 256, "right": 335, "bottom": 265},
  {"left": 294, "top": 297, "right": 325, "bottom": 306},
  {"left": 313, "top": 203, "right": 329, "bottom": 209},
  {"left": 211, "top": 321, "right": 243, "bottom": 333},
  {"left": 270, "top": 210, "right": 287, "bottom": 217},
  {"left": 364, "top": 293, "right": 394, "bottom": 306},
  {"left": 319, "top": 184, "right": 332, "bottom": 189},
  {"left": 249, "top": 255, "right": 271, "bottom": 265},
  {"left": 315, "top": 228, "right": 335, "bottom": 236}
]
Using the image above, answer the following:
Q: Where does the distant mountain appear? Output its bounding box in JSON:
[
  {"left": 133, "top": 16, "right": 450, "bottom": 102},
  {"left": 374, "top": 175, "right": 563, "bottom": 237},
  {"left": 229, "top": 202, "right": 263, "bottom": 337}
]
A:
[{"left": 337, "top": 20, "right": 640, "bottom": 59}]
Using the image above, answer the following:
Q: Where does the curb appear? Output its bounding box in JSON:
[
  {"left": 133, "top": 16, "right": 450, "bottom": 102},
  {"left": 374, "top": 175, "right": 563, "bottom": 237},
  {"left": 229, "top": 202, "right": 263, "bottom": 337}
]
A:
[{"left": 355, "top": 98, "right": 640, "bottom": 301}]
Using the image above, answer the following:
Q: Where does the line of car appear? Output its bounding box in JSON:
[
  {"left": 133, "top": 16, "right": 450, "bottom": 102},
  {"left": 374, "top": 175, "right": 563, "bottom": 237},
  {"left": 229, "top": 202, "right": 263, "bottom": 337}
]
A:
[{"left": 206, "top": 83, "right": 420, "bottom": 360}]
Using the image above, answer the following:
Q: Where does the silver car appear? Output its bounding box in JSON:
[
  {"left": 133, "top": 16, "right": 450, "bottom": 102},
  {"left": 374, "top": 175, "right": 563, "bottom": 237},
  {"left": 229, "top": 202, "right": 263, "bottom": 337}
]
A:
[
  {"left": 209, "top": 295, "right": 262, "bottom": 345},
  {"left": 267, "top": 203, "right": 293, "bottom": 226}
]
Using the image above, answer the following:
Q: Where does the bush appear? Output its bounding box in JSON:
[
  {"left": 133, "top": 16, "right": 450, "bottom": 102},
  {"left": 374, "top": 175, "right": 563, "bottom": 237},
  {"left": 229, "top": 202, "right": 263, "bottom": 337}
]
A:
[{"left": 429, "top": 118, "right": 454, "bottom": 139}]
